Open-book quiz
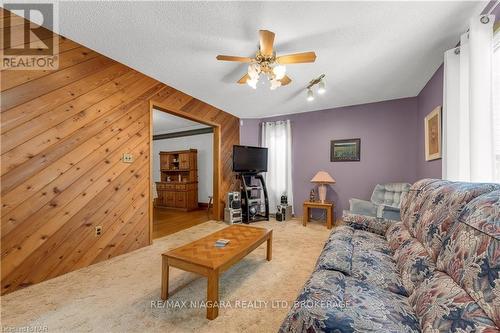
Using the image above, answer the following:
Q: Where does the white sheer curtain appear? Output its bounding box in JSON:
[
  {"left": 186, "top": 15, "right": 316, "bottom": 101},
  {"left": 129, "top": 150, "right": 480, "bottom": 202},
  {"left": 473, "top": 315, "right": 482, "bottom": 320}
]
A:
[
  {"left": 261, "top": 120, "right": 293, "bottom": 214},
  {"left": 443, "top": 14, "right": 497, "bottom": 182},
  {"left": 493, "top": 26, "right": 500, "bottom": 182}
]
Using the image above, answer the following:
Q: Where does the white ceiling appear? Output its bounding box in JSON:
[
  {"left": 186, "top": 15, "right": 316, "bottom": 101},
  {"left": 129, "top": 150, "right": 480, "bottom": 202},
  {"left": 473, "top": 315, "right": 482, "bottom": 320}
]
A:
[
  {"left": 152, "top": 109, "right": 210, "bottom": 135},
  {"left": 50, "top": 1, "right": 483, "bottom": 118}
]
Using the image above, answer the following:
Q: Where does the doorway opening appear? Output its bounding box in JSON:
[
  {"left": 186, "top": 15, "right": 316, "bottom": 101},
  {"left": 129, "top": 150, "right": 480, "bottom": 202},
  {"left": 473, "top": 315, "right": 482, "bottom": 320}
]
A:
[{"left": 150, "top": 105, "right": 219, "bottom": 239}]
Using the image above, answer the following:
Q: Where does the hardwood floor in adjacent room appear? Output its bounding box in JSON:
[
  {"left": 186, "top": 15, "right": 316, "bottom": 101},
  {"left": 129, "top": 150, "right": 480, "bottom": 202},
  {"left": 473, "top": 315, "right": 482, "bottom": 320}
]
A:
[{"left": 153, "top": 207, "right": 210, "bottom": 239}]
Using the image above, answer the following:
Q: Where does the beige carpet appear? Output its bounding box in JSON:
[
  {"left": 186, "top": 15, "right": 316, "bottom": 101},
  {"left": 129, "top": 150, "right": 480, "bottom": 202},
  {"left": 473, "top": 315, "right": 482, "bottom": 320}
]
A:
[{"left": 1, "top": 219, "right": 332, "bottom": 333}]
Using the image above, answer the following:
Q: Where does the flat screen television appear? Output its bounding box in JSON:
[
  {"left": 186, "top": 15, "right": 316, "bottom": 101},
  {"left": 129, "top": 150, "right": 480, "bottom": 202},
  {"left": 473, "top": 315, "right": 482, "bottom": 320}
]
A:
[{"left": 232, "top": 145, "right": 268, "bottom": 173}]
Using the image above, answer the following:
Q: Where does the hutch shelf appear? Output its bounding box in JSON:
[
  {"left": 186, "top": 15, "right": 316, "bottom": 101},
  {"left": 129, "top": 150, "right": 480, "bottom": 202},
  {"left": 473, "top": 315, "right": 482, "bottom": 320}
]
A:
[{"left": 155, "top": 149, "right": 198, "bottom": 211}]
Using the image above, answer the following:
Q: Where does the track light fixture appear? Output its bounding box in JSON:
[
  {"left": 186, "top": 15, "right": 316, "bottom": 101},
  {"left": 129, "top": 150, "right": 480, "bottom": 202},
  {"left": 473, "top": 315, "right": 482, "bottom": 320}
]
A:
[
  {"left": 305, "top": 74, "right": 326, "bottom": 101},
  {"left": 307, "top": 88, "right": 314, "bottom": 101}
]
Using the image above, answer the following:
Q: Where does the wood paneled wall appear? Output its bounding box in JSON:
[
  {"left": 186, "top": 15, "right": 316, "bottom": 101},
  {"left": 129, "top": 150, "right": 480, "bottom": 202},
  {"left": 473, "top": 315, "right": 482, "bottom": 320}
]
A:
[{"left": 0, "top": 9, "right": 239, "bottom": 295}]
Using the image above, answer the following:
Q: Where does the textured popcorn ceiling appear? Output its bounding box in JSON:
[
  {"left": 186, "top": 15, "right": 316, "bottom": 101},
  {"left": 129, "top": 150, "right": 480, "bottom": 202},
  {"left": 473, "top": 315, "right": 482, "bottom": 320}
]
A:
[{"left": 51, "top": 1, "right": 482, "bottom": 118}]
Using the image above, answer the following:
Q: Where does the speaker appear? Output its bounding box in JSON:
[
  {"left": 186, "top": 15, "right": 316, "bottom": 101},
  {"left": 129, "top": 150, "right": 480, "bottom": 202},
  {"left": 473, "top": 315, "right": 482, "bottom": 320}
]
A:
[
  {"left": 227, "top": 191, "right": 241, "bottom": 209},
  {"left": 276, "top": 205, "right": 292, "bottom": 222},
  {"left": 224, "top": 208, "right": 242, "bottom": 224},
  {"left": 280, "top": 194, "right": 288, "bottom": 205}
]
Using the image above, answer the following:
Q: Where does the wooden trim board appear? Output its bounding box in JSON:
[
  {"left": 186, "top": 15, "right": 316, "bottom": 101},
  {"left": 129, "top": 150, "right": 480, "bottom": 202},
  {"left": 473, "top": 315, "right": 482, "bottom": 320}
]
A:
[
  {"left": 153, "top": 127, "right": 213, "bottom": 140},
  {"left": 149, "top": 102, "right": 223, "bottom": 230}
]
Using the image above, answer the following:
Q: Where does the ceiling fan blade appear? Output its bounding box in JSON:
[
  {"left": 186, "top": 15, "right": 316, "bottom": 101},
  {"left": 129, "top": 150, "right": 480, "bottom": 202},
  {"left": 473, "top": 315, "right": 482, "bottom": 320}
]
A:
[
  {"left": 280, "top": 75, "right": 292, "bottom": 86},
  {"left": 216, "top": 55, "right": 253, "bottom": 63},
  {"left": 276, "top": 52, "right": 317, "bottom": 64},
  {"left": 259, "top": 30, "right": 275, "bottom": 56},
  {"left": 237, "top": 73, "right": 250, "bottom": 84}
]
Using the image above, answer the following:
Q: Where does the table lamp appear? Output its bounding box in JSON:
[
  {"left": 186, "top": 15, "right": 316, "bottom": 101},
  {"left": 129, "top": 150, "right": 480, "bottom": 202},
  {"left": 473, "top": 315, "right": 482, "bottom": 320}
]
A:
[{"left": 311, "top": 171, "right": 336, "bottom": 203}]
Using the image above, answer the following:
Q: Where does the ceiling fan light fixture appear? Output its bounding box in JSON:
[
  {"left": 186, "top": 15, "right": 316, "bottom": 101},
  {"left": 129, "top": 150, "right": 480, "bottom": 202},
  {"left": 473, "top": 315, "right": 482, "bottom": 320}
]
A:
[
  {"left": 270, "top": 79, "right": 282, "bottom": 90},
  {"left": 248, "top": 63, "right": 260, "bottom": 80},
  {"left": 307, "top": 88, "right": 314, "bottom": 101},
  {"left": 247, "top": 77, "right": 258, "bottom": 89},
  {"left": 216, "top": 30, "right": 317, "bottom": 89},
  {"left": 318, "top": 79, "right": 326, "bottom": 94},
  {"left": 273, "top": 65, "right": 286, "bottom": 80}
]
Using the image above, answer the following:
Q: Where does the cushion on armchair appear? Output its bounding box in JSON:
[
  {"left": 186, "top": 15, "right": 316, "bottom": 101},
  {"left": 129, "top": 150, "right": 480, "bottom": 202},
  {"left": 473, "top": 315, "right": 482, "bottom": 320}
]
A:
[
  {"left": 343, "top": 183, "right": 411, "bottom": 235},
  {"left": 371, "top": 183, "right": 411, "bottom": 210}
]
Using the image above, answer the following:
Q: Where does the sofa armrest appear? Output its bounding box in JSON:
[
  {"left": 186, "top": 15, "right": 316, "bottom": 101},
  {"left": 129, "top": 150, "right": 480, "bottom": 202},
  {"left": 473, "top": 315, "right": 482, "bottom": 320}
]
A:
[
  {"left": 349, "top": 198, "right": 378, "bottom": 217},
  {"left": 342, "top": 211, "right": 395, "bottom": 236}
]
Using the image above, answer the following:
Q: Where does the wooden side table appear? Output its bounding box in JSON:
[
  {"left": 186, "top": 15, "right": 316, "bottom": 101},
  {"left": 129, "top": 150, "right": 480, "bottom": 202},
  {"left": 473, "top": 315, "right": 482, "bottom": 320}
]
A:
[{"left": 303, "top": 201, "right": 334, "bottom": 229}]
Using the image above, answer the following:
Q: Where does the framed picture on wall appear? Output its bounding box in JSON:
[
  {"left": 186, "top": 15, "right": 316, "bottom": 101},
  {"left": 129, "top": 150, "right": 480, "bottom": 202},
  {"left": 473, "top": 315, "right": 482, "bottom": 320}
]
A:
[
  {"left": 424, "top": 106, "right": 442, "bottom": 161},
  {"left": 330, "top": 138, "right": 361, "bottom": 162}
]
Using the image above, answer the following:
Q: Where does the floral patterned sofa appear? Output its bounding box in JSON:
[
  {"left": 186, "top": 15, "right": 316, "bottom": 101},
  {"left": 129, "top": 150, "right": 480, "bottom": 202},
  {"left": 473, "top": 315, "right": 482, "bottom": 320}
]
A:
[{"left": 279, "top": 179, "right": 500, "bottom": 332}]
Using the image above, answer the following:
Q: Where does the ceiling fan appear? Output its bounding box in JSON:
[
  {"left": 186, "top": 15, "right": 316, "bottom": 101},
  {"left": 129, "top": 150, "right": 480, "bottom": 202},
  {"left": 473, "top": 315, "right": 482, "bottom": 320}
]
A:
[{"left": 216, "top": 30, "right": 317, "bottom": 90}]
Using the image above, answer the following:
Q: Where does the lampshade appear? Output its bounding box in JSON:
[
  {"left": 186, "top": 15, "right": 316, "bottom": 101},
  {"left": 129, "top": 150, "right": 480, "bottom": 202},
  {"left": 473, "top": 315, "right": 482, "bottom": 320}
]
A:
[
  {"left": 270, "top": 79, "right": 281, "bottom": 90},
  {"left": 311, "top": 171, "right": 336, "bottom": 184},
  {"left": 246, "top": 77, "right": 258, "bottom": 89},
  {"left": 318, "top": 79, "right": 326, "bottom": 94},
  {"left": 273, "top": 65, "right": 286, "bottom": 80},
  {"left": 307, "top": 88, "right": 314, "bottom": 101}
]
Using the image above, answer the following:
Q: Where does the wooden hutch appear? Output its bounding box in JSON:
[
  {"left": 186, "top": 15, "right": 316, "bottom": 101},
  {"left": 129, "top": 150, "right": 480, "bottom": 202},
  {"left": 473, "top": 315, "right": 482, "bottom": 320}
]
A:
[{"left": 155, "top": 149, "right": 198, "bottom": 211}]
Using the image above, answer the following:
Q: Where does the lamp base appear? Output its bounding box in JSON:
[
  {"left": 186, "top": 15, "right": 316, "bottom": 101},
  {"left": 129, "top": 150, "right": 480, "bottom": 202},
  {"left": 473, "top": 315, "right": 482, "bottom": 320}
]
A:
[{"left": 318, "top": 184, "right": 327, "bottom": 203}]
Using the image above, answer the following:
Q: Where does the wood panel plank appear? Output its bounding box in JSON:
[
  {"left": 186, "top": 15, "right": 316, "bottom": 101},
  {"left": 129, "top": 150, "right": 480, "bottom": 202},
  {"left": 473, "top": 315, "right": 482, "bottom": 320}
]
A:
[
  {"left": 0, "top": 71, "right": 149, "bottom": 164},
  {"left": 0, "top": 24, "right": 54, "bottom": 50},
  {"left": 1, "top": 62, "right": 129, "bottom": 132},
  {"left": 0, "top": 80, "right": 160, "bottom": 188},
  {"left": 1, "top": 117, "right": 148, "bottom": 230},
  {"left": 49, "top": 179, "right": 149, "bottom": 278},
  {"left": 1, "top": 55, "right": 115, "bottom": 111},
  {"left": 1, "top": 111, "right": 150, "bottom": 238},
  {"left": 1, "top": 68, "right": 137, "bottom": 153},
  {"left": 0, "top": 13, "right": 26, "bottom": 28},
  {"left": 1, "top": 46, "right": 100, "bottom": 91},
  {"left": 2, "top": 155, "right": 148, "bottom": 293},
  {"left": 1, "top": 139, "right": 150, "bottom": 279}
]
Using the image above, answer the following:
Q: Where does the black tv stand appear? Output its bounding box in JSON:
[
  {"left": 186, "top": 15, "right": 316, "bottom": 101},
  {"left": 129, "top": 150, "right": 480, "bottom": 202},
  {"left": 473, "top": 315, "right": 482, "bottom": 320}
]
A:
[{"left": 239, "top": 172, "right": 269, "bottom": 223}]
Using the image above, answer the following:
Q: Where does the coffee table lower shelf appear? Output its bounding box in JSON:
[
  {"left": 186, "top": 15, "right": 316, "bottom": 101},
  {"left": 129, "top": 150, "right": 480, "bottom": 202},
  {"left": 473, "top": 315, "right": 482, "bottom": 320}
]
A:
[{"left": 160, "top": 225, "right": 272, "bottom": 320}]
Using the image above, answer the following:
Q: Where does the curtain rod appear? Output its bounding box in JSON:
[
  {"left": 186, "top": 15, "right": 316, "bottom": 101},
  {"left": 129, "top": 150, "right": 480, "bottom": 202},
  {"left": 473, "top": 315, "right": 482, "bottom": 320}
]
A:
[{"left": 486, "top": 0, "right": 499, "bottom": 14}]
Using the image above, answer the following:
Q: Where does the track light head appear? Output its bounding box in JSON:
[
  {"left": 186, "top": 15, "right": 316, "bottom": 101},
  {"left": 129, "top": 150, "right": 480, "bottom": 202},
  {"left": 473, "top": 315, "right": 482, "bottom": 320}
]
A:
[{"left": 307, "top": 88, "right": 314, "bottom": 101}]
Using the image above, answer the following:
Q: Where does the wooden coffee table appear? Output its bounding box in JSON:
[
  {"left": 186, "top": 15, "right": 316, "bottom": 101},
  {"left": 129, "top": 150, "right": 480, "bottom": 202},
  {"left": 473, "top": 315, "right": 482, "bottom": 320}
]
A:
[{"left": 161, "top": 224, "right": 272, "bottom": 320}]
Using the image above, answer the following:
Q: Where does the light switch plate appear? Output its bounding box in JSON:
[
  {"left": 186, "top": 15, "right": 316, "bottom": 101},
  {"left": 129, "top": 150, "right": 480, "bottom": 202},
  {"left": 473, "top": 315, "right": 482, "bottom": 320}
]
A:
[{"left": 122, "top": 153, "right": 134, "bottom": 163}]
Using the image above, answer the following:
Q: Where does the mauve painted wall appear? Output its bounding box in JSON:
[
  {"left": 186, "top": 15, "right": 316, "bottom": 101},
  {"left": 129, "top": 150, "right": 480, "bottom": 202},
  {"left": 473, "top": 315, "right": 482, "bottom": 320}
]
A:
[
  {"left": 239, "top": 118, "right": 260, "bottom": 147},
  {"left": 241, "top": 97, "right": 418, "bottom": 216},
  {"left": 416, "top": 65, "right": 443, "bottom": 179}
]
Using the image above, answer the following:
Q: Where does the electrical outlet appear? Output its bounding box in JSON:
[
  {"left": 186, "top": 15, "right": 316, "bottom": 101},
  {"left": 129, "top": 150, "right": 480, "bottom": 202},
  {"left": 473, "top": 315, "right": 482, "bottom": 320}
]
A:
[
  {"left": 122, "top": 153, "right": 134, "bottom": 163},
  {"left": 95, "top": 226, "right": 102, "bottom": 236}
]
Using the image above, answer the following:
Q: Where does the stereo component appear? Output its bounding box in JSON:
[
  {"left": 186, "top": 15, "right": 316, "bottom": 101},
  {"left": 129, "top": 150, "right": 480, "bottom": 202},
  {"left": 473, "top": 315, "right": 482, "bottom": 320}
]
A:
[
  {"left": 227, "top": 191, "right": 241, "bottom": 209},
  {"left": 224, "top": 208, "right": 242, "bottom": 224}
]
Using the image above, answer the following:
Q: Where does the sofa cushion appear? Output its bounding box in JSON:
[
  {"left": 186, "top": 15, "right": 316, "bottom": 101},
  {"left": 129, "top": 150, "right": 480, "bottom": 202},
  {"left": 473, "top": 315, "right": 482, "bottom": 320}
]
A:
[
  {"left": 394, "top": 238, "right": 436, "bottom": 294},
  {"left": 436, "top": 191, "right": 500, "bottom": 328},
  {"left": 279, "top": 269, "right": 420, "bottom": 333},
  {"left": 342, "top": 211, "right": 395, "bottom": 236},
  {"left": 418, "top": 182, "right": 500, "bottom": 262},
  {"left": 318, "top": 226, "right": 403, "bottom": 295},
  {"left": 351, "top": 229, "right": 392, "bottom": 255},
  {"left": 410, "top": 271, "right": 498, "bottom": 332},
  {"left": 400, "top": 178, "right": 443, "bottom": 236},
  {"left": 386, "top": 221, "right": 412, "bottom": 251},
  {"left": 317, "top": 227, "right": 354, "bottom": 275},
  {"left": 351, "top": 248, "right": 408, "bottom": 296}
]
